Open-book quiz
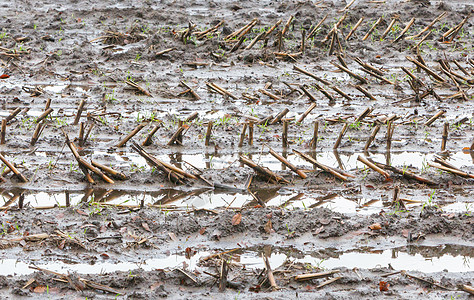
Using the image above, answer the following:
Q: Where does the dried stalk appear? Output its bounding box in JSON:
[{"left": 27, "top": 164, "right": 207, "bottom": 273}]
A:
[
  {"left": 293, "top": 149, "right": 348, "bottom": 181},
  {"left": 364, "top": 124, "right": 380, "bottom": 152},
  {"left": 331, "top": 62, "right": 368, "bottom": 84},
  {"left": 333, "top": 123, "right": 348, "bottom": 150},
  {"left": 142, "top": 124, "right": 160, "bottom": 146},
  {"left": 239, "top": 155, "right": 289, "bottom": 183},
  {"left": 345, "top": 17, "right": 364, "bottom": 40},
  {"left": 116, "top": 123, "right": 147, "bottom": 147},
  {"left": 36, "top": 107, "right": 53, "bottom": 123},
  {"left": 408, "top": 12, "right": 446, "bottom": 39},
  {"left": 406, "top": 56, "right": 446, "bottom": 83},
  {"left": 357, "top": 155, "right": 390, "bottom": 180},
  {"left": 269, "top": 147, "right": 307, "bottom": 179},
  {"left": 125, "top": 79, "right": 152, "bottom": 96},
  {"left": 307, "top": 14, "right": 328, "bottom": 39},
  {"left": 0, "top": 153, "right": 28, "bottom": 182},
  {"left": 297, "top": 103, "right": 317, "bottom": 123},
  {"left": 354, "top": 85, "right": 377, "bottom": 101},
  {"left": 293, "top": 65, "right": 331, "bottom": 85},
  {"left": 73, "top": 99, "right": 86, "bottom": 125},
  {"left": 393, "top": 17, "right": 415, "bottom": 43},
  {"left": 91, "top": 160, "right": 127, "bottom": 180},
  {"left": 205, "top": 122, "right": 212, "bottom": 146},
  {"left": 270, "top": 108, "right": 289, "bottom": 125},
  {"left": 238, "top": 123, "right": 248, "bottom": 147},
  {"left": 380, "top": 18, "right": 397, "bottom": 40},
  {"left": 424, "top": 110, "right": 445, "bottom": 126},
  {"left": 295, "top": 270, "right": 340, "bottom": 281},
  {"left": 362, "top": 17, "right": 383, "bottom": 41}
]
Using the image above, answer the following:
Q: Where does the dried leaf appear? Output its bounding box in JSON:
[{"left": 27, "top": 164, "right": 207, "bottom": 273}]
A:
[
  {"left": 369, "top": 223, "right": 382, "bottom": 230},
  {"left": 142, "top": 222, "right": 151, "bottom": 232},
  {"left": 76, "top": 209, "right": 88, "bottom": 216},
  {"left": 379, "top": 281, "right": 390, "bottom": 291},
  {"left": 320, "top": 219, "right": 330, "bottom": 225},
  {"left": 33, "top": 285, "right": 47, "bottom": 293},
  {"left": 314, "top": 225, "right": 324, "bottom": 235},
  {"left": 58, "top": 239, "right": 66, "bottom": 250},
  {"left": 249, "top": 284, "right": 261, "bottom": 292},
  {"left": 231, "top": 213, "right": 242, "bottom": 226},
  {"left": 185, "top": 247, "right": 195, "bottom": 259},
  {"left": 264, "top": 219, "right": 274, "bottom": 234},
  {"left": 168, "top": 232, "right": 178, "bottom": 242},
  {"left": 199, "top": 227, "right": 206, "bottom": 235}
]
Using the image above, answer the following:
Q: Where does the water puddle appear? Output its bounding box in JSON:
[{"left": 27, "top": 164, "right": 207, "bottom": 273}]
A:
[
  {"left": 1, "top": 186, "right": 471, "bottom": 214},
  {"left": 1, "top": 245, "right": 471, "bottom": 276}
]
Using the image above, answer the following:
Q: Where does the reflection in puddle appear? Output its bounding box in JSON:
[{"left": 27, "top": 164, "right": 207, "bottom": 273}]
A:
[
  {"left": 0, "top": 252, "right": 207, "bottom": 276},
  {"left": 0, "top": 188, "right": 471, "bottom": 214},
  {"left": 1, "top": 245, "right": 471, "bottom": 276}
]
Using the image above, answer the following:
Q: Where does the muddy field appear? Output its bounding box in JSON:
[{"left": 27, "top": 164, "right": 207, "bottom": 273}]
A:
[{"left": 0, "top": 0, "right": 473, "bottom": 298}]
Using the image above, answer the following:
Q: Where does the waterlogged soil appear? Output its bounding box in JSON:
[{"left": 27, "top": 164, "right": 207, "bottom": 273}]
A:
[{"left": 0, "top": 0, "right": 474, "bottom": 298}]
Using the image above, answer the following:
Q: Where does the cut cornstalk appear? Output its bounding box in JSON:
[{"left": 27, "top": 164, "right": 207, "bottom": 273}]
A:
[
  {"left": 393, "top": 17, "right": 415, "bottom": 43},
  {"left": 424, "top": 110, "right": 445, "bottom": 126},
  {"left": 307, "top": 14, "right": 328, "bottom": 39},
  {"left": 205, "top": 122, "right": 212, "bottom": 146},
  {"left": 131, "top": 142, "right": 186, "bottom": 184},
  {"left": 295, "top": 270, "right": 340, "bottom": 281},
  {"left": 372, "top": 160, "right": 437, "bottom": 185},
  {"left": 293, "top": 65, "right": 331, "bottom": 85},
  {"left": 5, "top": 107, "right": 21, "bottom": 123},
  {"left": 0, "top": 153, "right": 28, "bottom": 182},
  {"left": 238, "top": 123, "right": 248, "bottom": 147},
  {"left": 116, "top": 123, "right": 147, "bottom": 147},
  {"left": 406, "top": 56, "right": 446, "bottom": 83},
  {"left": 142, "top": 124, "right": 160, "bottom": 146},
  {"left": 364, "top": 124, "right": 380, "bottom": 152},
  {"left": 345, "top": 17, "right": 364, "bottom": 40},
  {"left": 125, "top": 79, "right": 152, "bottom": 96},
  {"left": 239, "top": 155, "right": 289, "bottom": 184},
  {"left": 296, "top": 103, "right": 316, "bottom": 123},
  {"left": 259, "top": 89, "right": 281, "bottom": 101},
  {"left": 408, "top": 12, "right": 446, "bottom": 39},
  {"left": 73, "top": 99, "right": 86, "bottom": 125},
  {"left": 333, "top": 123, "right": 348, "bottom": 150},
  {"left": 331, "top": 62, "right": 368, "bottom": 84},
  {"left": 270, "top": 108, "right": 289, "bottom": 125},
  {"left": 36, "top": 107, "right": 53, "bottom": 123},
  {"left": 380, "top": 17, "right": 397, "bottom": 40},
  {"left": 155, "top": 47, "right": 176, "bottom": 56},
  {"left": 362, "top": 17, "right": 383, "bottom": 41},
  {"left": 354, "top": 85, "right": 376, "bottom": 100},
  {"left": 91, "top": 160, "right": 127, "bottom": 180},
  {"left": 357, "top": 155, "right": 390, "bottom": 180},
  {"left": 293, "top": 149, "right": 348, "bottom": 181},
  {"left": 269, "top": 148, "right": 307, "bottom": 179}
]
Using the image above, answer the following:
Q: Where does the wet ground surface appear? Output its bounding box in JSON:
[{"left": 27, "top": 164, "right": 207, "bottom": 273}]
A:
[{"left": 0, "top": 0, "right": 473, "bottom": 298}]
